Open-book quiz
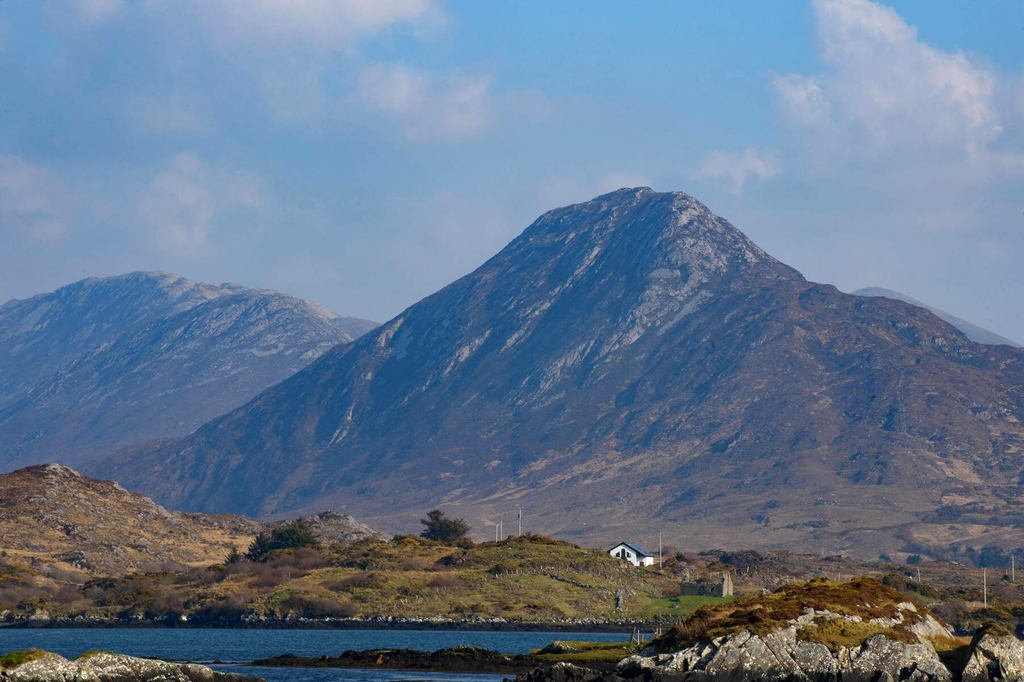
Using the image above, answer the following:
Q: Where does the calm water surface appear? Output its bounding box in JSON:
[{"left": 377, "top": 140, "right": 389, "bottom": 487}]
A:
[{"left": 0, "top": 629, "right": 632, "bottom": 682}]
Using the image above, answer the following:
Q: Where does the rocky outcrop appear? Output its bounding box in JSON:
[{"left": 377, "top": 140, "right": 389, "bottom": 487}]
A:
[
  {"left": 961, "top": 629, "right": 1024, "bottom": 682},
  {"left": 618, "top": 629, "right": 951, "bottom": 682},
  {"left": 524, "top": 628, "right": 1024, "bottom": 682},
  {"left": 0, "top": 651, "right": 261, "bottom": 682},
  {"left": 512, "top": 580, "right": 1024, "bottom": 682}
]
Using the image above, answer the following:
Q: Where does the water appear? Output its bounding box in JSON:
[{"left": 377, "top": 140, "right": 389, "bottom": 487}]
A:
[{"left": 0, "top": 629, "right": 631, "bottom": 682}]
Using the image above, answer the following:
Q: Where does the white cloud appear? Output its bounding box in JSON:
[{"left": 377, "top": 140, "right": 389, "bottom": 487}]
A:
[
  {"left": 698, "top": 149, "right": 780, "bottom": 193},
  {"left": 138, "top": 153, "right": 263, "bottom": 257},
  {"left": 356, "top": 63, "right": 494, "bottom": 142},
  {"left": 192, "top": 0, "right": 443, "bottom": 52},
  {"left": 0, "top": 156, "right": 74, "bottom": 244},
  {"left": 779, "top": 0, "right": 1006, "bottom": 158},
  {"left": 766, "top": 0, "right": 1024, "bottom": 237}
]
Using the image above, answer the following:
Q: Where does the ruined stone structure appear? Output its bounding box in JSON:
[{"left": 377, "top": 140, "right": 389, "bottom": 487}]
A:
[{"left": 679, "top": 572, "right": 733, "bottom": 597}]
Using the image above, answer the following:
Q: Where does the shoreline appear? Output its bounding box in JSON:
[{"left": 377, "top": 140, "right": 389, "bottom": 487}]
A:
[{"left": 0, "top": 619, "right": 657, "bottom": 633}]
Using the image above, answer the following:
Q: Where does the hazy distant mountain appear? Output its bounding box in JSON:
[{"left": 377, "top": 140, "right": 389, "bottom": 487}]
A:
[
  {"left": 90, "top": 191, "right": 1024, "bottom": 557},
  {"left": 852, "top": 287, "right": 1020, "bottom": 348},
  {"left": 0, "top": 272, "right": 377, "bottom": 469}
]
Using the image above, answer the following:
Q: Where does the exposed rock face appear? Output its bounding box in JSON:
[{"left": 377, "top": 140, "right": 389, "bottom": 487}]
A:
[
  {"left": 89, "top": 191, "right": 1024, "bottom": 555},
  {"left": 0, "top": 651, "right": 260, "bottom": 682},
  {"left": 0, "top": 271, "right": 376, "bottom": 469}
]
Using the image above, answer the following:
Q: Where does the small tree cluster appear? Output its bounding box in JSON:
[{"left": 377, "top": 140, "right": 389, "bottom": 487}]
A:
[
  {"left": 245, "top": 519, "right": 320, "bottom": 562},
  {"left": 419, "top": 509, "right": 470, "bottom": 543}
]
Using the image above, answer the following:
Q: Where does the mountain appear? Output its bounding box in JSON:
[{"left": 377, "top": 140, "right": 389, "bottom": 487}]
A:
[
  {"left": 88, "top": 190, "right": 1024, "bottom": 557},
  {"left": 0, "top": 272, "right": 377, "bottom": 469},
  {"left": 852, "top": 287, "right": 1021, "bottom": 348},
  {"left": 0, "top": 464, "right": 385, "bottom": 576}
]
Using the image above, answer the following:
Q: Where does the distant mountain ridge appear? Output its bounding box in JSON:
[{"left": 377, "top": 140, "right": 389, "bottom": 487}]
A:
[
  {"left": 89, "top": 191, "right": 1024, "bottom": 558},
  {"left": 0, "top": 272, "right": 377, "bottom": 470},
  {"left": 852, "top": 287, "right": 1020, "bottom": 348}
]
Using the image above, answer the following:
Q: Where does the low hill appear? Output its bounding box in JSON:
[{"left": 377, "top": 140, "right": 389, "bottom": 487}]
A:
[{"left": 0, "top": 464, "right": 383, "bottom": 578}]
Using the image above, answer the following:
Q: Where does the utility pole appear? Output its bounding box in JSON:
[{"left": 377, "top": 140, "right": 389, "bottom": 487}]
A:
[
  {"left": 984, "top": 568, "right": 988, "bottom": 609},
  {"left": 517, "top": 506, "right": 523, "bottom": 537},
  {"left": 659, "top": 533, "right": 663, "bottom": 569},
  {"left": 1013, "top": 556, "right": 1016, "bottom": 583}
]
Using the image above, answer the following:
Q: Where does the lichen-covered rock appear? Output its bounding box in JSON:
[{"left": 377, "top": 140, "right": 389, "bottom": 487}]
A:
[
  {"left": 617, "top": 628, "right": 951, "bottom": 682},
  {"left": 962, "top": 632, "right": 1024, "bottom": 682},
  {"left": 0, "top": 651, "right": 261, "bottom": 682},
  {"left": 845, "top": 635, "right": 950, "bottom": 682}
]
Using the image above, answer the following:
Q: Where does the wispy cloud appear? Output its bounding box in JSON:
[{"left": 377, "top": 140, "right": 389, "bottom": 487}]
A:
[
  {"left": 356, "top": 63, "right": 494, "bottom": 142},
  {"left": 698, "top": 149, "right": 780, "bottom": 193},
  {"left": 191, "top": 0, "right": 444, "bottom": 52},
  {"left": 138, "top": 153, "right": 264, "bottom": 258},
  {"left": 0, "top": 156, "right": 75, "bottom": 245}
]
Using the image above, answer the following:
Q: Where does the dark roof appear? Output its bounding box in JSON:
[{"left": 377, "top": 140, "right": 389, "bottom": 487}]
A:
[{"left": 609, "top": 541, "right": 654, "bottom": 558}]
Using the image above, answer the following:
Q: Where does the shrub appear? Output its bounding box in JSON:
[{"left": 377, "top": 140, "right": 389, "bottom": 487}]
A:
[
  {"left": 426, "top": 575, "right": 465, "bottom": 591},
  {"left": 193, "top": 592, "right": 252, "bottom": 621},
  {"left": 325, "top": 572, "right": 386, "bottom": 592},
  {"left": 419, "top": 510, "right": 471, "bottom": 544},
  {"left": 246, "top": 520, "right": 320, "bottom": 562},
  {"left": 278, "top": 594, "right": 356, "bottom": 619}
]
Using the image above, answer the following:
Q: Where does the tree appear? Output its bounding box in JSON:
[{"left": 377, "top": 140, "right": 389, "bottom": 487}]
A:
[
  {"left": 246, "top": 519, "right": 320, "bottom": 562},
  {"left": 419, "top": 509, "right": 470, "bottom": 543},
  {"left": 225, "top": 545, "right": 244, "bottom": 565}
]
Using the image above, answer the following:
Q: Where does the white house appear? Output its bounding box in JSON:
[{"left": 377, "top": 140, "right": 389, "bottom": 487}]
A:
[{"left": 608, "top": 541, "right": 655, "bottom": 567}]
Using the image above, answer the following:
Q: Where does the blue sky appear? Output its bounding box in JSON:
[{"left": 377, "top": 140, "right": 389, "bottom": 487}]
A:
[{"left": 1, "top": 0, "right": 1023, "bottom": 342}]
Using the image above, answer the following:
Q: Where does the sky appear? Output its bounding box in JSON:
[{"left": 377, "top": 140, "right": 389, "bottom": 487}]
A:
[{"left": 1, "top": 0, "right": 1023, "bottom": 342}]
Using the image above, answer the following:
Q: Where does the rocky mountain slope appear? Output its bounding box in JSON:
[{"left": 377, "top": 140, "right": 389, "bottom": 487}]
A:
[
  {"left": 852, "top": 287, "right": 1020, "bottom": 347},
  {"left": 0, "top": 272, "right": 377, "bottom": 469},
  {"left": 89, "top": 189, "right": 1024, "bottom": 557},
  {"left": 0, "top": 464, "right": 384, "bottom": 577}
]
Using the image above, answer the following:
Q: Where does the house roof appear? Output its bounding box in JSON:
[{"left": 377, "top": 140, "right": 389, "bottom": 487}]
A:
[{"left": 608, "top": 541, "right": 654, "bottom": 558}]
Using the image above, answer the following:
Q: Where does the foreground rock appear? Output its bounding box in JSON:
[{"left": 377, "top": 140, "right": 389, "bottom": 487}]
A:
[
  {"left": 617, "top": 629, "right": 951, "bottom": 682},
  {"left": 0, "top": 650, "right": 261, "bottom": 682},
  {"left": 961, "top": 626, "right": 1024, "bottom": 682},
  {"left": 511, "top": 579, "right": 1024, "bottom": 682}
]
